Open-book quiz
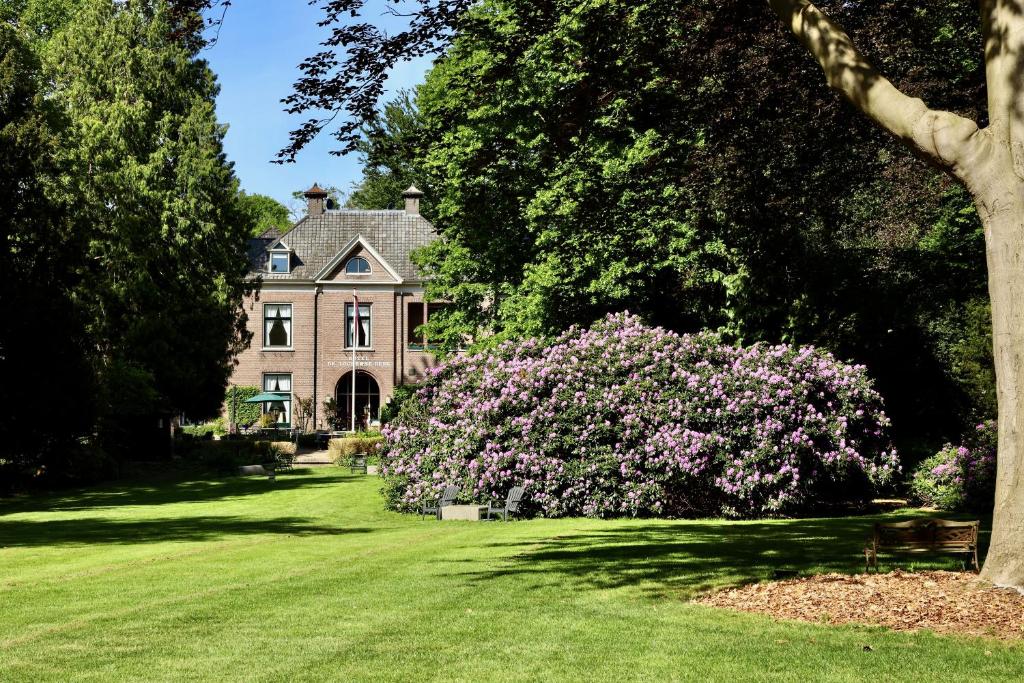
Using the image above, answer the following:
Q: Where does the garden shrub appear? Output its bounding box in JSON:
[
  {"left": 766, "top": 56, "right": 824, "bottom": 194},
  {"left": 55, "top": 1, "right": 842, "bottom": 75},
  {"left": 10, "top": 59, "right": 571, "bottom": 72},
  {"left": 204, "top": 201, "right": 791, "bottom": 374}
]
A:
[
  {"left": 178, "top": 439, "right": 280, "bottom": 474},
  {"left": 379, "top": 384, "right": 417, "bottom": 425},
  {"left": 381, "top": 313, "right": 900, "bottom": 518},
  {"left": 271, "top": 441, "right": 297, "bottom": 457},
  {"left": 911, "top": 420, "right": 996, "bottom": 511},
  {"left": 329, "top": 435, "right": 384, "bottom": 464},
  {"left": 180, "top": 417, "right": 226, "bottom": 438},
  {"left": 1, "top": 440, "right": 121, "bottom": 495}
]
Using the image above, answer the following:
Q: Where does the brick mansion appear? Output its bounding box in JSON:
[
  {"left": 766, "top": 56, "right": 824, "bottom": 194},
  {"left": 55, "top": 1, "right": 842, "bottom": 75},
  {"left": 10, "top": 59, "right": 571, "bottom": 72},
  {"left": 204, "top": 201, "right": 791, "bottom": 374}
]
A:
[{"left": 227, "top": 184, "right": 442, "bottom": 431}]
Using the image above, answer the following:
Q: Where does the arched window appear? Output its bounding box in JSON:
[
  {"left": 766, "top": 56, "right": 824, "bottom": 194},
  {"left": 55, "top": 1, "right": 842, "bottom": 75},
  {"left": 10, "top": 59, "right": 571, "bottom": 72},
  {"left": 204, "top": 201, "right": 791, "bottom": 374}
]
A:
[
  {"left": 345, "top": 256, "right": 371, "bottom": 274},
  {"left": 335, "top": 371, "right": 381, "bottom": 430}
]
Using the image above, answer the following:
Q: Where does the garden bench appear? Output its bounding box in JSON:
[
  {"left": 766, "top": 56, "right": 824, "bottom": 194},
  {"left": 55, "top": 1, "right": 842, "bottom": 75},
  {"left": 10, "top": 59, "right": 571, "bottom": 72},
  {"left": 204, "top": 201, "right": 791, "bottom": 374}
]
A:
[
  {"left": 864, "top": 519, "right": 979, "bottom": 572},
  {"left": 422, "top": 485, "right": 460, "bottom": 520}
]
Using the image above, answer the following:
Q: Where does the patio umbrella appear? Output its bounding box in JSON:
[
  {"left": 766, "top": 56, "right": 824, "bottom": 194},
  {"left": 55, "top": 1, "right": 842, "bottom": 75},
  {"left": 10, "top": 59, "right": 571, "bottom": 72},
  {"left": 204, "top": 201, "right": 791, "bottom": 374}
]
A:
[{"left": 243, "top": 392, "right": 292, "bottom": 403}]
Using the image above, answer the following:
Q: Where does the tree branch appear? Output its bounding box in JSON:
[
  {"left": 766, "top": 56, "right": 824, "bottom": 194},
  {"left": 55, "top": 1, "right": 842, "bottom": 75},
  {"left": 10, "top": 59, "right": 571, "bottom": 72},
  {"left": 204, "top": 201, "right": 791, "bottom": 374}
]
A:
[{"left": 767, "top": 0, "right": 982, "bottom": 180}]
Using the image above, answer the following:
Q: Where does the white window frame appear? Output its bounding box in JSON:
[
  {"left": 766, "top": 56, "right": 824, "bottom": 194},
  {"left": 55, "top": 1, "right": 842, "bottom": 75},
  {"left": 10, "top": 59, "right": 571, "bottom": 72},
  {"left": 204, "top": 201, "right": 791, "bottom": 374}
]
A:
[
  {"left": 345, "top": 256, "right": 372, "bottom": 274},
  {"left": 269, "top": 250, "right": 291, "bottom": 274},
  {"left": 345, "top": 302, "right": 372, "bottom": 349},
  {"left": 262, "top": 373, "right": 292, "bottom": 426},
  {"left": 263, "top": 302, "right": 294, "bottom": 350}
]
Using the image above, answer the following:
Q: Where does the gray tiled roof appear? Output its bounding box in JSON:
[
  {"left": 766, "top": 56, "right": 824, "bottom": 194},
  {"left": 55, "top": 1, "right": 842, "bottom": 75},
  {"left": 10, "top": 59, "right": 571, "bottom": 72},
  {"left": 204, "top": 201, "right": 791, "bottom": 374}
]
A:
[{"left": 248, "top": 210, "right": 437, "bottom": 281}]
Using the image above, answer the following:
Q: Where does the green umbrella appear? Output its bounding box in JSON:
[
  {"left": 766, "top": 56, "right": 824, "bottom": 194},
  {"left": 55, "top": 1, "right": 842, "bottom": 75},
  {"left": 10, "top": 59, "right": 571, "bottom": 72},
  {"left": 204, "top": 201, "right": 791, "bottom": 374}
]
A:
[{"left": 243, "top": 392, "right": 292, "bottom": 403}]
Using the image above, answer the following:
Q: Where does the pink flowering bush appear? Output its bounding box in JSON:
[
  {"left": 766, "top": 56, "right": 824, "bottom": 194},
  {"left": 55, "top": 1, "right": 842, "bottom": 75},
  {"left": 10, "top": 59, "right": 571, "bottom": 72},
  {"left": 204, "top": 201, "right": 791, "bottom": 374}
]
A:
[
  {"left": 381, "top": 313, "right": 899, "bottom": 518},
  {"left": 911, "top": 420, "right": 997, "bottom": 511}
]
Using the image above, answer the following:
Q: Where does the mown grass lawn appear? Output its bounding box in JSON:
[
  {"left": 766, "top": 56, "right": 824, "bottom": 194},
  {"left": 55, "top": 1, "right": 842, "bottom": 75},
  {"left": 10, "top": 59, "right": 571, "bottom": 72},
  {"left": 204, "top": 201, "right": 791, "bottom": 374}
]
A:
[{"left": 1, "top": 468, "right": 1021, "bottom": 682}]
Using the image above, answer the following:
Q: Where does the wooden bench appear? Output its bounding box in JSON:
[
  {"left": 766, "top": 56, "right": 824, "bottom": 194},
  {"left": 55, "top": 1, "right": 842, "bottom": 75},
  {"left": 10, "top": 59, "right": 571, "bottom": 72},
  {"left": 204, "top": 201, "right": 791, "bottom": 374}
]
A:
[{"left": 865, "top": 519, "right": 979, "bottom": 572}]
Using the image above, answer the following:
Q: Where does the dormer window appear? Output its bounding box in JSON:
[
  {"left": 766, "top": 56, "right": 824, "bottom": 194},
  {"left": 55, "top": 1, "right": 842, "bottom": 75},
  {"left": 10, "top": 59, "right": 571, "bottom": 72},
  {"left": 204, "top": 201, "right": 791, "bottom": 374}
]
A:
[
  {"left": 269, "top": 251, "right": 290, "bottom": 273},
  {"left": 345, "top": 256, "right": 371, "bottom": 274}
]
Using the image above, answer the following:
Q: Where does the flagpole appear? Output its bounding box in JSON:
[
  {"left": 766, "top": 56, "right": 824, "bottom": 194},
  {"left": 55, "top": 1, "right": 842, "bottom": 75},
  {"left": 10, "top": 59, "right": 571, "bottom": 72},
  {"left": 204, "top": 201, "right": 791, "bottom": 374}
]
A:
[{"left": 351, "top": 289, "right": 358, "bottom": 433}]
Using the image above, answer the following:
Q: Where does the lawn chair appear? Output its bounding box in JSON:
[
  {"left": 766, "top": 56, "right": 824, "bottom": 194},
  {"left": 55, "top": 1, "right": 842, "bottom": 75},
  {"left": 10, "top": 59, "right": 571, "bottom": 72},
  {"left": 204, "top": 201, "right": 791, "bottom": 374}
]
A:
[
  {"left": 275, "top": 450, "right": 295, "bottom": 471},
  {"left": 486, "top": 486, "right": 525, "bottom": 521},
  {"left": 350, "top": 453, "right": 368, "bottom": 474},
  {"left": 421, "top": 485, "right": 460, "bottom": 520}
]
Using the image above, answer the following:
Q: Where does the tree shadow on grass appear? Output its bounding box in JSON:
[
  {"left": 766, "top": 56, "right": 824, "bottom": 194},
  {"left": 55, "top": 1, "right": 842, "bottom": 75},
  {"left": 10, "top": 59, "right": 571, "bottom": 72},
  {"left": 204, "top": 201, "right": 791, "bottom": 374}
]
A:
[
  {"left": 0, "top": 469, "right": 353, "bottom": 514},
  {"left": 461, "top": 514, "right": 990, "bottom": 599},
  {"left": 0, "top": 515, "right": 372, "bottom": 548}
]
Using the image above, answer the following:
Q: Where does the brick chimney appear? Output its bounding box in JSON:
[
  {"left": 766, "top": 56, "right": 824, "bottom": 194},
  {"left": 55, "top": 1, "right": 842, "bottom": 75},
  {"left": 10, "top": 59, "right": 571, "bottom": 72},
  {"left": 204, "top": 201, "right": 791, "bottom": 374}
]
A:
[
  {"left": 402, "top": 185, "right": 424, "bottom": 215},
  {"left": 304, "top": 183, "right": 329, "bottom": 216}
]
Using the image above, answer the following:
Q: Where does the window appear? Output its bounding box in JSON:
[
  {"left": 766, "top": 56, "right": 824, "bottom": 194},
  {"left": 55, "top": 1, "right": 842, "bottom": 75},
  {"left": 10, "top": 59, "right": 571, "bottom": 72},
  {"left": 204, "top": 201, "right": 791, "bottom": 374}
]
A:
[
  {"left": 407, "top": 302, "right": 425, "bottom": 346},
  {"left": 345, "top": 256, "right": 371, "bottom": 274},
  {"left": 427, "top": 303, "right": 447, "bottom": 321},
  {"left": 407, "top": 302, "right": 448, "bottom": 348},
  {"left": 345, "top": 303, "right": 371, "bottom": 348},
  {"left": 269, "top": 251, "right": 290, "bottom": 273},
  {"left": 263, "top": 373, "right": 291, "bottom": 426},
  {"left": 264, "top": 304, "right": 292, "bottom": 348},
  {"left": 263, "top": 373, "right": 291, "bottom": 393}
]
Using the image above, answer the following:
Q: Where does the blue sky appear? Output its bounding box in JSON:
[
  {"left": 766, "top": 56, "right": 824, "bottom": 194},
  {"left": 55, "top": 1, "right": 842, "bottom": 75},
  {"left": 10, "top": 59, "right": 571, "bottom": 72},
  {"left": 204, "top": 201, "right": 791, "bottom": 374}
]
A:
[{"left": 205, "top": 1, "right": 431, "bottom": 208}]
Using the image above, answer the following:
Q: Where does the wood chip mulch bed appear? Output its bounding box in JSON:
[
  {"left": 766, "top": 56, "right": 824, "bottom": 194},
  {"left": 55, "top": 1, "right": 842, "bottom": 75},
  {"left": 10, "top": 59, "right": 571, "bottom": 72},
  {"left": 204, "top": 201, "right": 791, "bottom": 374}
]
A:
[{"left": 697, "top": 570, "right": 1024, "bottom": 640}]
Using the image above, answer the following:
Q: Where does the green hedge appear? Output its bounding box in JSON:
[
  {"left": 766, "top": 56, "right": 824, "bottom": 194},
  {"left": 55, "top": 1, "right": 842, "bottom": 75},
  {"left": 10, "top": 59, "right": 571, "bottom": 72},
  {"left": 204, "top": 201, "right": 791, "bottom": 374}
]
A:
[
  {"left": 181, "top": 418, "right": 226, "bottom": 438},
  {"left": 177, "top": 439, "right": 282, "bottom": 474},
  {"left": 226, "top": 386, "right": 261, "bottom": 426}
]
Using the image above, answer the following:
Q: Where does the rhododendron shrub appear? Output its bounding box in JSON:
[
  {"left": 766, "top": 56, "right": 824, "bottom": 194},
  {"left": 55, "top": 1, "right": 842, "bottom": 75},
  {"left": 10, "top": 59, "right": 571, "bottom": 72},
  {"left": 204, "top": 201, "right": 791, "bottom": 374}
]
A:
[
  {"left": 381, "top": 314, "right": 899, "bottom": 517},
  {"left": 911, "top": 421, "right": 997, "bottom": 511}
]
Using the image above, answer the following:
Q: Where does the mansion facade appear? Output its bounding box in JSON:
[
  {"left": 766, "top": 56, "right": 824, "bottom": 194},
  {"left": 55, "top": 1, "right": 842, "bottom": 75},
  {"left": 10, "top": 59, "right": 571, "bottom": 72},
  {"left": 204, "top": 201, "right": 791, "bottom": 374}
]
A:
[{"left": 226, "top": 184, "right": 441, "bottom": 431}]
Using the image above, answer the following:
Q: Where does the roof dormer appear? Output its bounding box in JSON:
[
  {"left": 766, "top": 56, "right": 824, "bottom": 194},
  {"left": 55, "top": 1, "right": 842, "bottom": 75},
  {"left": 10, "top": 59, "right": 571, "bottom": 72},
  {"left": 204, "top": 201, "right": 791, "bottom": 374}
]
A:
[{"left": 268, "top": 245, "right": 292, "bottom": 274}]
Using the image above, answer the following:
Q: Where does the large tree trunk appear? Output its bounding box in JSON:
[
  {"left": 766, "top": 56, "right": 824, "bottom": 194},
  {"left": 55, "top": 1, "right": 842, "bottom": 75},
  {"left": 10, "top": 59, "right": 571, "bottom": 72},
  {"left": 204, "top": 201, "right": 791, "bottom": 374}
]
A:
[
  {"left": 976, "top": 0, "right": 1024, "bottom": 588},
  {"left": 977, "top": 179, "right": 1024, "bottom": 587}
]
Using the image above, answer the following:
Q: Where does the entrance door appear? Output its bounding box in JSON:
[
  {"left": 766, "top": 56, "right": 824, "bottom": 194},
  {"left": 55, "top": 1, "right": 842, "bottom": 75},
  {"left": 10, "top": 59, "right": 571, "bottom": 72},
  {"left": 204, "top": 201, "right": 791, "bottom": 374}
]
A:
[{"left": 335, "top": 371, "right": 381, "bottom": 431}]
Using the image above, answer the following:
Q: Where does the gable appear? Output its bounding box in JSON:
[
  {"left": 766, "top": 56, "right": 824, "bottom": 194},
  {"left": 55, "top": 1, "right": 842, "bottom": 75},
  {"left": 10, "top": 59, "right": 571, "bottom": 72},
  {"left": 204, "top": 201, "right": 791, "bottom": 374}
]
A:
[{"left": 315, "top": 235, "right": 402, "bottom": 283}]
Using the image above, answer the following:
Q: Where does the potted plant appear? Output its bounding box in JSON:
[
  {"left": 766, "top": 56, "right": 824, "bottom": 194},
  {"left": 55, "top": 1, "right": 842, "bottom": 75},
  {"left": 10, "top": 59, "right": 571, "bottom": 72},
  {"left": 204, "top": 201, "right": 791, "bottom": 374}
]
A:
[{"left": 323, "top": 397, "right": 344, "bottom": 430}]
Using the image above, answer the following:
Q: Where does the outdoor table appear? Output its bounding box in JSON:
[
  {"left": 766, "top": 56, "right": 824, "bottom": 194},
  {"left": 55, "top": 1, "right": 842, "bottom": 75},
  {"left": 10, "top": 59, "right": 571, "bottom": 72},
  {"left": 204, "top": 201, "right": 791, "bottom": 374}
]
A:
[{"left": 440, "top": 505, "right": 489, "bottom": 521}]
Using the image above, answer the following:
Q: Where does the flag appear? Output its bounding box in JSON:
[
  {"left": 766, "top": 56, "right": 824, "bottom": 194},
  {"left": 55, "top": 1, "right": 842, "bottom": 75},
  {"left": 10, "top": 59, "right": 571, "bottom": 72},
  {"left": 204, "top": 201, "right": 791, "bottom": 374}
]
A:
[
  {"left": 353, "top": 290, "right": 360, "bottom": 346},
  {"left": 351, "top": 289, "right": 359, "bottom": 432}
]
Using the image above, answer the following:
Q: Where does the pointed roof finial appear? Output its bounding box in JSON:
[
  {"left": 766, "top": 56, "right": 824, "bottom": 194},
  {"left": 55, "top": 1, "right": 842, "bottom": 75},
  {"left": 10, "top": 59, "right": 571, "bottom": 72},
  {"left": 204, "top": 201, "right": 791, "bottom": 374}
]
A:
[
  {"left": 402, "top": 184, "right": 424, "bottom": 198},
  {"left": 304, "top": 183, "right": 328, "bottom": 198}
]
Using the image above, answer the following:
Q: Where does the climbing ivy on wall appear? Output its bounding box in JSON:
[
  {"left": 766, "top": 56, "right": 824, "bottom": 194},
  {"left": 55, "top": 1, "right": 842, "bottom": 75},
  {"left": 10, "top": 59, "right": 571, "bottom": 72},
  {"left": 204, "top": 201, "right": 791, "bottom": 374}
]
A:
[{"left": 226, "top": 386, "right": 261, "bottom": 426}]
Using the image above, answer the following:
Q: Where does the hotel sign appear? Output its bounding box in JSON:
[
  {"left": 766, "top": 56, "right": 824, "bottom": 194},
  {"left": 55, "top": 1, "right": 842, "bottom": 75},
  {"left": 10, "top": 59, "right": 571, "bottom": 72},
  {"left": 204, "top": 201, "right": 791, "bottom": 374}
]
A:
[{"left": 327, "top": 358, "right": 391, "bottom": 368}]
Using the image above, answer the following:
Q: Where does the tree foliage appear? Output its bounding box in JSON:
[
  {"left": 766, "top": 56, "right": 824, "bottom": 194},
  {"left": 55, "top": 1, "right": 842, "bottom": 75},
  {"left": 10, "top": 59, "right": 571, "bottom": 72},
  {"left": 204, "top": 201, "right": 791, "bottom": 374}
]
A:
[
  {"left": 340, "top": 1, "right": 990, "bottom": 446},
  {"left": 236, "top": 191, "right": 290, "bottom": 236},
  {"left": 0, "top": 22, "right": 96, "bottom": 487},
  {"left": 46, "top": 0, "right": 252, "bottom": 447},
  {"left": 346, "top": 90, "right": 429, "bottom": 213},
  {"left": 2, "top": 0, "right": 251, "bottom": 485},
  {"left": 278, "top": 0, "right": 472, "bottom": 161}
]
